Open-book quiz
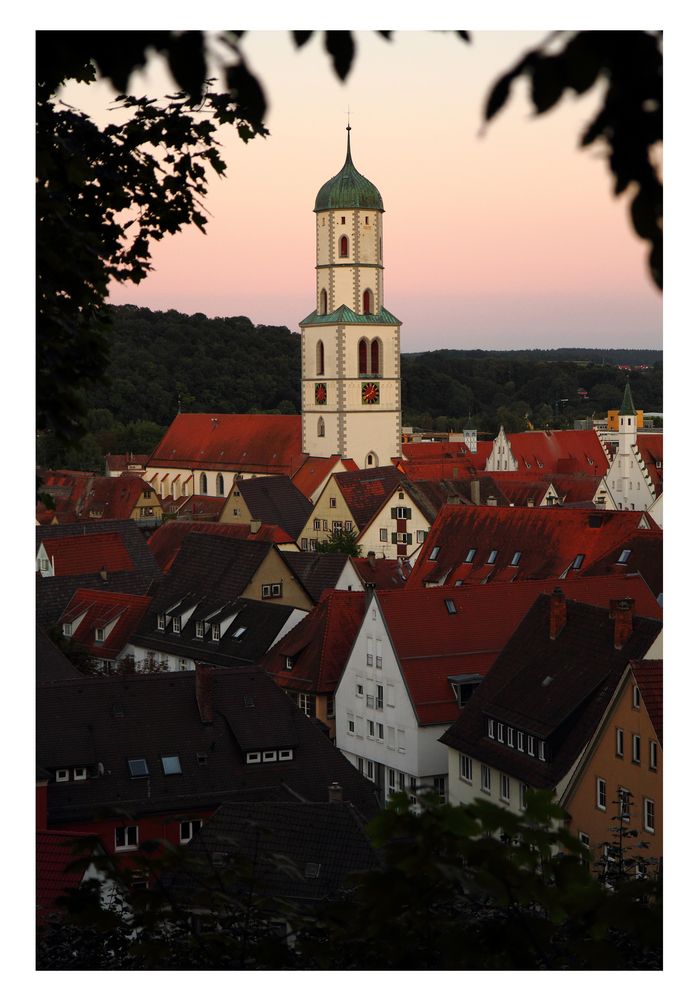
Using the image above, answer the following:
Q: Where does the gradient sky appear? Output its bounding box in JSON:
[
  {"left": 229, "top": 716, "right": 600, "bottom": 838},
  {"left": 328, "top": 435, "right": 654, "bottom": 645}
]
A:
[{"left": 62, "top": 30, "right": 662, "bottom": 352}]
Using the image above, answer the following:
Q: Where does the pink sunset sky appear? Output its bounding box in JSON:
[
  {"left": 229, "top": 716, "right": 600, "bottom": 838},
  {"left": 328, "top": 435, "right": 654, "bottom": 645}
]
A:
[{"left": 62, "top": 29, "right": 662, "bottom": 353}]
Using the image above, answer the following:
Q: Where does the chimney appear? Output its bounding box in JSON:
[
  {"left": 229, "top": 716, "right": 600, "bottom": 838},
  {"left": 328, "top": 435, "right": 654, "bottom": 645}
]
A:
[
  {"left": 470, "top": 480, "right": 481, "bottom": 505},
  {"left": 610, "top": 598, "right": 634, "bottom": 649},
  {"left": 195, "top": 663, "right": 215, "bottom": 724},
  {"left": 250, "top": 520, "right": 261, "bottom": 534},
  {"left": 549, "top": 587, "right": 567, "bottom": 640},
  {"left": 328, "top": 782, "right": 343, "bottom": 803},
  {"left": 487, "top": 495, "right": 497, "bottom": 506},
  {"left": 367, "top": 550, "right": 376, "bottom": 569},
  {"left": 527, "top": 498, "right": 535, "bottom": 508},
  {"left": 99, "top": 565, "right": 108, "bottom": 582}
]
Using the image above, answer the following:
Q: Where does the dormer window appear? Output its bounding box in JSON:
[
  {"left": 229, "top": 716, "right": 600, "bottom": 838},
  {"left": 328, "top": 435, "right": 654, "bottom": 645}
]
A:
[
  {"left": 285, "top": 656, "right": 294, "bottom": 670},
  {"left": 211, "top": 624, "right": 220, "bottom": 642},
  {"left": 95, "top": 628, "right": 105, "bottom": 642},
  {"left": 172, "top": 616, "right": 181, "bottom": 634},
  {"left": 62, "top": 623, "right": 72, "bottom": 638},
  {"left": 128, "top": 758, "right": 149, "bottom": 779},
  {"left": 157, "top": 614, "right": 165, "bottom": 631},
  {"left": 195, "top": 622, "right": 204, "bottom": 639},
  {"left": 487, "top": 718, "right": 494, "bottom": 738},
  {"left": 161, "top": 755, "right": 182, "bottom": 775},
  {"left": 56, "top": 769, "right": 69, "bottom": 783}
]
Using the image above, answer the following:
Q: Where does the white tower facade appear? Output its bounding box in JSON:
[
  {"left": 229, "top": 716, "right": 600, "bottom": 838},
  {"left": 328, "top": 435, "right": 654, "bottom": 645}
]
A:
[{"left": 300, "top": 128, "right": 402, "bottom": 468}]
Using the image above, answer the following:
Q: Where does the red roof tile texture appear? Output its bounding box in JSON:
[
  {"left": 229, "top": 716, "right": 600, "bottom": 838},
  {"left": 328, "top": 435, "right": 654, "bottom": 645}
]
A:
[
  {"left": 631, "top": 659, "right": 663, "bottom": 743},
  {"left": 262, "top": 590, "right": 366, "bottom": 693},
  {"left": 36, "top": 830, "right": 91, "bottom": 920},
  {"left": 76, "top": 476, "right": 152, "bottom": 521},
  {"left": 351, "top": 556, "right": 411, "bottom": 588},
  {"left": 149, "top": 413, "right": 305, "bottom": 475},
  {"left": 58, "top": 589, "right": 153, "bottom": 659},
  {"left": 42, "top": 533, "right": 135, "bottom": 576},
  {"left": 378, "top": 576, "right": 661, "bottom": 725},
  {"left": 334, "top": 466, "right": 405, "bottom": 530},
  {"left": 503, "top": 429, "right": 609, "bottom": 475},
  {"left": 292, "top": 456, "right": 358, "bottom": 499},
  {"left": 636, "top": 434, "right": 663, "bottom": 495},
  {"left": 406, "top": 505, "right": 654, "bottom": 588},
  {"left": 581, "top": 527, "right": 663, "bottom": 599}
]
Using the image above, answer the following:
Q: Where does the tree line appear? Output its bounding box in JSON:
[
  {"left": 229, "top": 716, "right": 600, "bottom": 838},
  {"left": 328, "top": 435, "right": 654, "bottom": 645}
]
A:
[{"left": 37, "top": 305, "right": 662, "bottom": 471}]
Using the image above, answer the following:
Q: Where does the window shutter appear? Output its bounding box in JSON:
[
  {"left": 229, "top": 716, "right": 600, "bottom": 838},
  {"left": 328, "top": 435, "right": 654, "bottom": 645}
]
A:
[
  {"left": 391, "top": 532, "right": 398, "bottom": 544},
  {"left": 390, "top": 507, "right": 397, "bottom": 519},
  {"left": 405, "top": 507, "right": 412, "bottom": 519},
  {"left": 405, "top": 533, "right": 413, "bottom": 544}
]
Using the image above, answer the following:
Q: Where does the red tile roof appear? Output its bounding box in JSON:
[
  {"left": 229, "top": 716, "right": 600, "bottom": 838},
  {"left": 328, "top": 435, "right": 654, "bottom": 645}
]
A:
[
  {"left": 502, "top": 429, "right": 609, "bottom": 475},
  {"left": 402, "top": 440, "right": 490, "bottom": 469},
  {"left": 173, "top": 494, "right": 227, "bottom": 520},
  {"left": 104, "top": 453, "right": 149, "bottom": 472},
  {"left": 292, "top": 456, "right": 358, "bottom": 499},
  {"left": 41, "top": 533, "right": 135, "bottom": 576},
  {"left": 149, "top": 413, "right": 305, "bottom": 475},
  {"left": 75, "top": 476, "right": 153, "bottom": 521},
  {"left": 635, "top": 434, "right": 663, "bottom": 495},
  {"left": 262, "top": 590, "right": 366, "bottom": 694},
  {"left": 351, "top": 556, "right": 411, "bottom": 588},
  {"left": 36, "top": 470, "right": 94, "bottom": 523},
  {"left": 36, "top": 830, "right": 92, "bottom": 920},
  {"left": 378, "top": 576, "right": 661, "bottom": 726},
  {"left": 581, "top": 527, "right": 663, "bottom": 599},
  {"left": 58, "top": 589, "right": 153, "bottom": 660},
  {"left": 334, "top": 466, "right": 406, "bottom": 530},
  {"left": 406, "top": 505, "right": 654, "bottom": 588},
  {"left": 631, "top": 659, "right": 663, "bottom": 743},
  {"left": 148, "top": 519, "right": 292, "bottom": 573}
]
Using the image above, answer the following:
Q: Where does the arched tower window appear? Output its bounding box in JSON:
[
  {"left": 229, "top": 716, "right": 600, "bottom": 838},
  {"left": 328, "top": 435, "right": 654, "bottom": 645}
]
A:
[
  {"left": 200, "top": 473, "right": 208, "bottom": 495},
  {"left": 339, "top": 235, "right": 349, "bottom": 258},
  {"left": 362, "top": 288, "right": 373, "bottom": 315},
  {"left": 216, "top": 473, "right": 224, "bottom": 496},
  {"left": 320, "top": 289, "right": 328, "bottom": 315},
  {"left": 318, "top": 417, "right": 325, "bottom": 438},
  {"left": 370, "top": 338, "right": 382, "bottom": 375},
  {"left": 316, "top": 340, "right": 325, "bottom": 375},
  {"left": 365, "top": 451, "right": 378, "bottom": 468},
  {"left": 358, "top": 338, "right": 368, "bottom": 375}
]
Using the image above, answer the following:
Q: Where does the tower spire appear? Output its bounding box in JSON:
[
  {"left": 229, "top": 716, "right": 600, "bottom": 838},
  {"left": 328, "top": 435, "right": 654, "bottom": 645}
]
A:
[{"left": 619, "top": 378, "right": 636, "bottom": 416}]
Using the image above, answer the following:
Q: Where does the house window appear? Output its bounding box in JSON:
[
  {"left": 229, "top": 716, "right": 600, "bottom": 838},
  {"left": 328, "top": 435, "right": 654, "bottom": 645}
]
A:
[
  {"left": 370, "top": 338, "right": 381, "bottom": 375},
  {"left": 527, "top": 735, "right": 535, "bottom": 756},
  {"left": 367, "top": 720, "right": 375, "bottom": 739},
  {"left": 632, "top": 734, "right": 641, "bottom": 764},
  {"left": 618, "top": 549, "right": 632, "bottom": 564},
  {"left": 161, "top": 755, "right": 182, "bottom": 775},
  {"left": 246, "top": 752, "right": 261, "bottom": 764},
  {"left": 632, "top": 684, "right": 641, "bottom": 709},
  {"left": 95, "top": 627, "right": 105, "bottom": 642},
  {"left": 115, "top": 825, "right": 139, "bottom": 851},
  {"left": 212, "top": 624, "right": 220, "bottom": 642},
  {"left": 363, "top": 288, "right": 373, "bottom": 314},
  {"left": 128, "top": 758, "right": 149, "bottom": 779},
  {"left": 172, "top": 616, "right": 181, "bottom": 634},
  {"left": 195, "top": 622, "right": 204, "bottom": 639},
  {"left": 619, "top": 787, "right": 631, "bottom": 821},
  {"left": 445, "top": 599, "right": 457, "bottom": 615},
  {"left": 538, "top": 741, "right": 546, "bottom": 762},
  {"left": 379, "top": 528, "right": 388, "bottom": 542},
  {"left": 517, "top": 732, "right": 524, "bottom": 752},
  {"left": 496, "top": 722, "right": 504, "bottom": 743},
  {"left": 487, "top": 719, "right": 494, "bottom": 739},
  {"left": 356, "top": 683, "right": 364, "bottom": 697},
  {"left": 464, "top": 548, "right": 476, "bottom": 563},
  {"left": 329, "top": 497, "right": 337, "bottom": 508},
  {"left": 487, "top": 549, "right": 498, "bottom": 564},
  {"left": 388, "top": 769, "right": 396, "bottom": 795},
  {"left": 397, "top": 729, "right": 406, "bottom": 753},
  {"left": 73, "top": 767, "right": 87, "bottom": 781},
  {"left": 157, "top": 614, "right": 165, "bottom": 631},
  {"left": 62, "top": 623, "right": 72, "bottom": 638},
  {"left": 348, "top": 714, "right": 355, "bottom": 735},
  {"left": 56, "top": 769, "right": 70, "bottom": 783},
  {"left": 615, "top": 727, "right": 624, "bottom": 758},
  {"left": 279, "top": 749, "right": 293, "bottom": 760},
  {"left": 377, "top": 723, "right": 384, "bottom": 741},
  {"left": 320, "top": 288, "right": 328, "bottom": 315},
  {"left": 506, "top": 726, "right": 514, "bottom": 747},
  {"left": 596, "top": 777, "right": 607, "bottom": 811},
  {"left": 500, "top": 773, "right": 510, "bottom": 802},
  {"left": 417, "top": 530, "right": 427, "bottom": 543},
  {"left": 366, "top": 760, "right": 375, "bottom": 781},
  {"left": 571, "top": 553, "right": 585, "bottom": 570},
  {"left": 519, "top": 783, "right": 528, "bottom": 809},
  {"left": 644, "top": 797, "right": 656, "bottom": 834},
  {"left": 510, "top": 551, "right": 522, "bottom": 566},
  {"left": 376, "top": 684, "right": 384, "bottom": 709},
  {"left": 262, "top": 751, "right": 278, "bottom": 762},
  {"left": 180, "top": 819, "right": 202, "bottom": 844},
  {"left": 394, "top": 506, "right": 411, "bottom": 520},
  {"left": 316, "top": 339, "right": 325, "bottom": 375},
  {"left": 297, "top": 693, "right": 315, "bottom": 717},
  {"left": 428, "top": 546, "right": 440, "bottom": 560},
  {"left": 40, "top": 557, "right": 49, "bottom": 572},
  {"left": 649, "top": 740, "right": 658, "bottom": 771},
  {"left": 459, "top": 754, "right": 472, "bottom": 782},
  {"left": 481, "top": 764, "right": 491, "bottom": 793},
  {"left": 387, "top": 726, "right": 396, "bottom": 749},
  {"left": 433, "top": 775, "right": 446, "bottom": 803},
  {"left": 358, "top": 338, "right": 368, "bottom": 375}
]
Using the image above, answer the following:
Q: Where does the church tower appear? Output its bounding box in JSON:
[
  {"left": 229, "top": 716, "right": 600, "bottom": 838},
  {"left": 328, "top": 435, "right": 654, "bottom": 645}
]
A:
[
  {"left": 300, "top": 127, "right": 402, "bottom": 468},
  {"left": 616, "top": 379, "right": 638, "bottom": 509}
]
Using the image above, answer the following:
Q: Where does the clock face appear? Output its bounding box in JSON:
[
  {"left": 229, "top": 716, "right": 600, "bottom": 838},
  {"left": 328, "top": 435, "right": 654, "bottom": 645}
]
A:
[
  {"left": 361, "top": 381, "right": 380, "bottom": 405},
  {"left": 315, "top": 382, "right": 327, "bottom": 405}
]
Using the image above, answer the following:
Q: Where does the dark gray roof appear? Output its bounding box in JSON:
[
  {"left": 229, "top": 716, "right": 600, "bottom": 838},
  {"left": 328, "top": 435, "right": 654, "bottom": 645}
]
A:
[
  {"left": 184, "top": 800, "right": 380, "bottom": 903},
  {"left": 36, "top": 627, "right": 82, "bottom": 683},
  {"left": 237, "top": 476, "right": 313, "bottom": 540},
  {"left": 36, "top": 520, "right": 162, "bottom": 630},
  {"left": 280, "top": 551, "right": 350, "bottom": 603},
  {"left": 36, "top": 668, "right": 379, "bottom": 825},
  {"left": 440, "top": 594, "right": 662, "bottom": 789}
]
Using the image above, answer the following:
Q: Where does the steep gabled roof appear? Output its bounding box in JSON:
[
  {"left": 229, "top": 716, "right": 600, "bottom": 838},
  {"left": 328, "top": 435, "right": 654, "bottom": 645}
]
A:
[
  {"left": 440, "top": 595, "right": 662, "bottom": 787},
  {"left": 262, "top": 589, "right": 365, "bottom": 693},
  {"left": 41, "top": 532, "right": 135, "bottom": 576},
  {"left": 37, "top": 668, "right": 379, "bottom": 824},
  {"left": 237, "top": 475, "right": 313, "bottom": 539},
  {"left": 333, "top": 465, "right": 405, "bottom": 530},
  {"left": 36, "top": 627, "right": 83, "bottom": 683},
  {"left": 406, "top": 505, "right": 653, "bottom": 588},
  {"left": 148, "top": 413, "right": 304, "bottom": 476},
  {"left": 502, "top": 429, "right": 609, "bottom": 476},
  {"left": 279, "top": 551, "right": 351, "bottom": 603},
  {"left": 581, "top": 527, "right": 663, "bottom": 599},
  {"left": 292, "top": 456, "right": 358, "bottom": 500},
  {"left": 631, "top": 659, "right": 663, "bottom": 743},
  {"left": 75, "top": 476, "right": 152, "bottom": 521},
  {"left": 104, "top": 453, "right": 149, "bottom": 473},
  {"left": 377, "top": 576, "right": 661, "bottom": 726},
  {"left": 173, "top": 494, "right": 227, "bottom": 520},
  {"left": 58, "top": 589, "right": 153, "bottom": 660},
  {"left": 351, "top": 556, "right": 410, "bottom": 589},
  {"left": 401, "top": 440, "right": 490, "bottom": 471},
  {"left": 148, "top": 520, "right": 293, "bottom": 574}
]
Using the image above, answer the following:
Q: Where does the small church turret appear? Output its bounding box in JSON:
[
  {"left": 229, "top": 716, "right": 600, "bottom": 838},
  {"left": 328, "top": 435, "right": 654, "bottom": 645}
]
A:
[{"left": 300, "top": 126, "right": 402, "bottom": 468}]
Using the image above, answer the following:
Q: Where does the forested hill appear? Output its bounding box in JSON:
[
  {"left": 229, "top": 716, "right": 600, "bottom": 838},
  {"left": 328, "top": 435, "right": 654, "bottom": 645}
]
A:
[{"left": 38, "top": 305, "right": 662, "bottom": 470}]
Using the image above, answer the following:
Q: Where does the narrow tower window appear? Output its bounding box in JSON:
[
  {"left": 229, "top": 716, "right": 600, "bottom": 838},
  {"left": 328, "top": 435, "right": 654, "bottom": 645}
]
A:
[
  {"left": 318, "top": 417, "right": 325, "bottom": 438},
  {"left": 316, "top": 340, "right": 325, "bottom": 375},
  {"left": 200, "top": 473, "right": 208, "bottom": 495},
  {"left": 320, "top": 289, "right": 328, "bottom": 315},
  {"left": 358, "top": 338, "right": 368, "bottom": 375},
  {"left": 216, "top": 473, "right": 224, "bottom": 496},
  {"left": 339, "top": 235, "right": 349, "bottom": 258},
  {"left": 370, "top": 338, "right": 382, "bottom": 375},
  {"left": 363, "top": 288, "right": 373, "bottom": 315}
]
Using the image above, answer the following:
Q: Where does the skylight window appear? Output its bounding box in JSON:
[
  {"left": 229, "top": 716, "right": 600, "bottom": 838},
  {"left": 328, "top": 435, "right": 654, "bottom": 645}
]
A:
[
  {"left": 444, "top": 599, "right": 457, "bottom": 615},
  {"left": 128, "top": 758, "right": 149, "bottom": 779},
  {"left": 465, "top": 548, "right": 476, "bottom": 563},
  {"left": 304, "top": 862, "right": 321, "bottom": 879},
  {"left": 571, "top": 553, "right": 585, "bottom": 570},
  {"left": 510, "top": 551, "right": 521, "bottom": 566},
  {"left": 233, "top": 627, "right": 247, "bottom": 640},
  {"left": 157, "top": 614, "right": 165, "bottom": 631},
  {"left": 487, "top": 549, "right": 498, "bottom": 564},
  {"left": 617, "top": 549, "right": 632, "bottom": 564},
  {"left": 243, "top": 694, "right": 255, "bottom": 707},
  {"left": 429, "top": 546, "right": 441, "bottom": 560},
  {"left": 161, "top": 755, "right": 182, "bottom": 775}
]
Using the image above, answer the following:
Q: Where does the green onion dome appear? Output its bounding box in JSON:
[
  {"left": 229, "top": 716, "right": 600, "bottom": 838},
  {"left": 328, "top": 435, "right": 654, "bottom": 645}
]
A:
[{"left": 314, "top": 127, "right": 384, "bottom": 212}]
